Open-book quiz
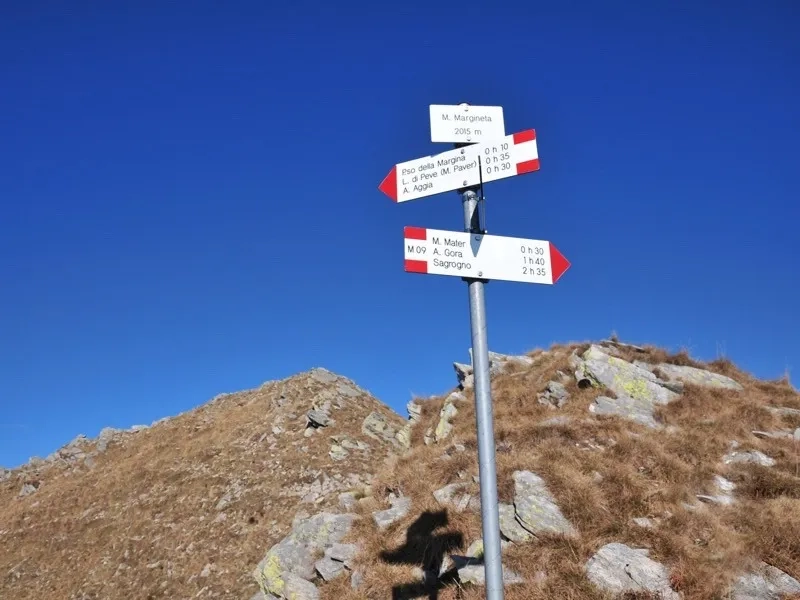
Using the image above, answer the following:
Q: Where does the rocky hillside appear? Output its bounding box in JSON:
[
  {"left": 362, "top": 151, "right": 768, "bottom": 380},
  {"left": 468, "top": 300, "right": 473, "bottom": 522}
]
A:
[
  {"left": 3, "top": 341, "right": 800, "bottom": 600},
  {"left": 282, "top": 340, "right": 798, "bottom": 600},
  {"left": 0, "top": 367, "right": 406, "bottom": 599}
]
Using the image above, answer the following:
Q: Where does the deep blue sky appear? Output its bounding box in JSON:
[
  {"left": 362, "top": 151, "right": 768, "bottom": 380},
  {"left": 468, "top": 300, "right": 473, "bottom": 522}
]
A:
[{"left": 2, "top": 1, "right": 798, "bottom": 468}]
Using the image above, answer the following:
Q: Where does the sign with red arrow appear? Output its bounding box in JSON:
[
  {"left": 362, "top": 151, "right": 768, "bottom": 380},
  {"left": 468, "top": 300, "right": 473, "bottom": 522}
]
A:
[
  {"left": 378, "top": 129, "right": 540, "bottom": 203},
  {"left": 403, "top": 226, "right": 571, "bottom": 285}
]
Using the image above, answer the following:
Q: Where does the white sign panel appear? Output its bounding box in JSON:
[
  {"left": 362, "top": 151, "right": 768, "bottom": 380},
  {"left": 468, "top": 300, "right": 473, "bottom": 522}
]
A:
[
  {"left": 403, "top": 226, "right": 571, "bottom": 285},
  {"left": 378, "top": 129, "right": 540, "bottom": 203},
  {"left": 429, "top": 104, "right": 505, "bottom": 143}
]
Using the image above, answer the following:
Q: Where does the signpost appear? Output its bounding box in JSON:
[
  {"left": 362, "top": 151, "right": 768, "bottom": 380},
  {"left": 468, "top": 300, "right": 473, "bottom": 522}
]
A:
[
  {"left": 379, "top": 103, "right": 570, "bottom": 600},
  {"left": 378, "top": 129, "right": 539, "bottom": 203},
  {"left": 429, "top": 103, "right": 505, "bottom": 143},
  {"left": 403, "top": 226, "right": 571, "bottom": 285}
]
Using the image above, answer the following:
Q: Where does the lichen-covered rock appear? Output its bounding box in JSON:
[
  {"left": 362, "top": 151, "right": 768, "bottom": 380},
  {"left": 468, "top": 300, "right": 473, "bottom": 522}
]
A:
[
  {"left": 585, "top": 543, "right": 679, "bottom": 600},
  {"left": 498, "top": 503, "right": 533, "bottom": 543},
  {"left": 253, "top": 512, "right": 356, "bottom": 598},
  {"left": 581, "top": 345, "right": 679, "bottom": 406},
  {"left": 372, "top": 495, "right": 411, "bottom": 530},
  {"left": 407, "top": 400, "right": 422, "bottom": 421},
  {"left": 730, "top": 561, "right": 800, "bottom": 600},
  {"left": 0, "top": 467, "right": 10, "bottom": 482},
  {"left": 513, "top": 471, "right": 576, "bottom": 537}
]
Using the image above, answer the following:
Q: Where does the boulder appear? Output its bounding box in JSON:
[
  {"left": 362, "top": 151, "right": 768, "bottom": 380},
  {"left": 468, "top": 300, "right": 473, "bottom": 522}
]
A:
[
  {"left": 585, "top": 543, "right": 679, "bottom": 600},
  {"left": 309, "top": 368, "right": 338, "bottom": 384},
  {"left": 730, "top": 561, "right": 800, "bottom": 600},
  {"left": 646, "top": 363, "right": 743, "bottom": 391},
  {"left": 253, "top": 512, "right": 356, "bottom": 598},
  {"left": 513, "top": 471, "right": 576, "bottom": 537},
  {"left": 0, "top": 467, "right": 10, "bottom": 482},
  {"left": 581, "top": 345, "right": 679, "bottom": 406}
]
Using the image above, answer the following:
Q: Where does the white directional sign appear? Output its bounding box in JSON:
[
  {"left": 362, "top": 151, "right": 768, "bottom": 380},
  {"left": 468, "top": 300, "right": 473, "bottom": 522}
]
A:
[
  {"left": 429, "top": 103, "right": 505, "bottom": 143},
  {"left": 403, "top": 226, "right": 571, "bottom": 285},
  {"left": 378, "top": 129, "right": 540, "bottom": 203}
]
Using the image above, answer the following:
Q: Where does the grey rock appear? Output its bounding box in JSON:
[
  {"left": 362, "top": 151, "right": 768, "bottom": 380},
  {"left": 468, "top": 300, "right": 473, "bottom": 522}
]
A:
[
  {"left": 96, "top": 427, "right": 121, "bottom": 453},
  {"left": 373, "top": 495, "right": 411, "bottom": 530},
  {"left": 752, "top": 430, "right": 794, "bottom": 440},
  {"left": 329, "top": 444, "right": 348, "bottom": 461},
  {"left": 407, "top": 401, "right": 422, "bottom": 421},
  {"left": 795, "top": 428, "right": 800, "bottom": 441},
  {"left": 731, "top": 561, "right": 800, "bottom": 600},
  {"left": 458, "top": 563, "right": 523, "bottom": 585},
  {"left": 590, "top": 395, "right": 660, "bottom": 428},
  {"left": 433, "top": 483, "right": 477, "bottom": 513},
  {"left": 649, "top": 363, "right": 743, "bottom": 391},
  {"left": 396, "top": 424, "right": 413, "bottom": 449},
  {"left": 513, "top": 470, "right": 576, "bottom": 537},
  {"left": 766, "top": 406, "right": 800, "bottom": 418},
  {"left": 309, "top": 367, "right": 337, "bottom": 384},
  {"left": 338, "top": 437, "right": 368, "bottom": 451},
  {"left": 631, "top": 517, "right": 655, "bottom": 529},
  {"left": 350, "top": 569, "right": 364, "bottom": 589},
  {"left": 585, "top": 542, "right": 679, "bottom": 600},
  {"left": 272, "top": 426, "right": 283, "bottom": 435},
  {"left": 281, "top": 572, "right": 319, "bottom": 600},
  {"left": 423, "top": 427, "right": 434, "bottom": 446},
  {"left": 582, "top": 345, "right": 679, "bottom": 407},
  {"left": 338, "top": 492, "right": 358, "bottom": 511},
  {"left": 326, "top": 542, "right": 358, "bottom": 566},
  {"left": 306, "top": 410, "right": 332, "bottom": 428},
  {"left": 498, "top": 502, "right": 533, "bottom": 543},
  {"left": 454, "top": 362, "right": 474, "bottom": 389},
  {"left": 253, "top": 512, "right": 356, "bottom": 597},
  {"left": 335, "top": 382, "right": 362, "bottom": 398},
  {"left": 0, "top": 468, "right": 10, "bottom": 482},
  {"left": 315, "top": 556, "right": 345, "bottom": 581},
  {"left": 216, "top": 481, "right": 244, "bottom": 511},
  {"left": 361, "top": 411, "right": 400, "bottom": 447},
  {"left": 19, "top": 482, "right": 39, "bottom": 497},
  {"left": 537, "top": 381, "right": 570, "bottom": 408},
  {"left": 723, "top": 450, "right": 776, "bottom": 467},
  {"left": 434, "top": 402, "right": 458, "bottom": 442}
]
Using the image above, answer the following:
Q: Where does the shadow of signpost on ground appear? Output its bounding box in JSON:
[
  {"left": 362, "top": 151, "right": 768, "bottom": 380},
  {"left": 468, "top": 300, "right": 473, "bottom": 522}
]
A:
[{"left": 380, "top": 510, "right": 465, "bottom": 600}]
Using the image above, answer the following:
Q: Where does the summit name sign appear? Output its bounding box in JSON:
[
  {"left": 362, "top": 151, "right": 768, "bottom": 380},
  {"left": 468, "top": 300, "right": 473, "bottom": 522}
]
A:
[{"left": 429, "top": 103, "right": 505, "bottom": 143}]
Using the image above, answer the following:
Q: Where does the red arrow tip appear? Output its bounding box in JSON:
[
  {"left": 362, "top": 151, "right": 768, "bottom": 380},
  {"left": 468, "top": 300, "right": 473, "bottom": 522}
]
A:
[
  {"left": 549, "top": 242, "right": 571, "bottom": 283},
  {"left": 378, "top": 166, "right": 398, "bottom": 201}
]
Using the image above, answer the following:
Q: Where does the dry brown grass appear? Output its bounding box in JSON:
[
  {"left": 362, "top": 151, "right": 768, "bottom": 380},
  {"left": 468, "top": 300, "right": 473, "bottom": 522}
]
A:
[
  {"left": 0, "top": 370, "right": 405, "bottom": 600},
  {"left": 329, "top": 341, "right": 800, "bottom": 600}
]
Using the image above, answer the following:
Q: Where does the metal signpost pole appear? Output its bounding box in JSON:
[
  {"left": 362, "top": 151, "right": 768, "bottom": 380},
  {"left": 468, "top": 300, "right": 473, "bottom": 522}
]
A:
[{"left": 460, "top": 185, "right": 505, "bottom": 600}]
